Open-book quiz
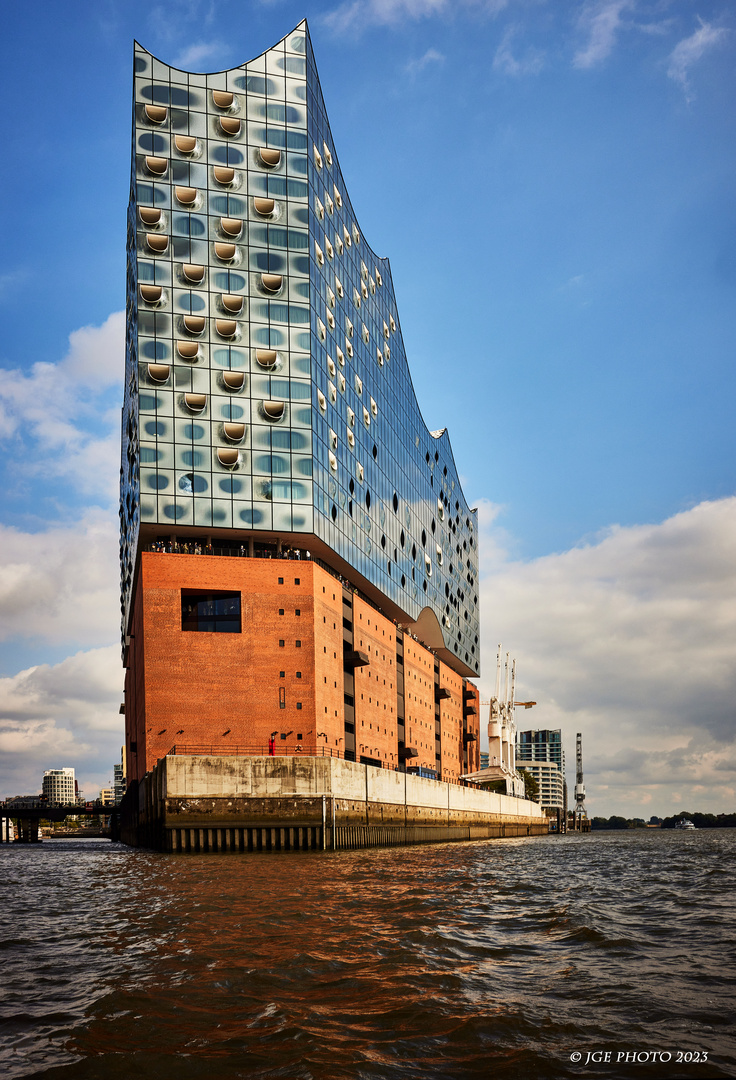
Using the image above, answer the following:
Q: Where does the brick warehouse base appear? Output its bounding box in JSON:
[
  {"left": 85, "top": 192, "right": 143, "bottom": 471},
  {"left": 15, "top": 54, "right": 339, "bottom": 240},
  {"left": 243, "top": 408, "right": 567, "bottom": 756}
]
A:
[{"left": 119, "top": 755, "right": 549, "bottom": 852}]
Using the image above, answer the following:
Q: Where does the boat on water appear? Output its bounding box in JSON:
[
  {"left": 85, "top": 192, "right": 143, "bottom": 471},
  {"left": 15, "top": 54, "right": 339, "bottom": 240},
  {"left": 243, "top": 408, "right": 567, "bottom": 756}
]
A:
[{"left": 675, "top": 819, "right": 696, "bottom": 830}]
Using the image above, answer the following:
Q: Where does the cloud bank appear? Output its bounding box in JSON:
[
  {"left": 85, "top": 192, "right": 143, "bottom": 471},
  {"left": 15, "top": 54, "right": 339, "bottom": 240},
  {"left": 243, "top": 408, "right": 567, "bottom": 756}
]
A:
[{"left": 478, "top": 497, "right": 736, "bottom": 816}]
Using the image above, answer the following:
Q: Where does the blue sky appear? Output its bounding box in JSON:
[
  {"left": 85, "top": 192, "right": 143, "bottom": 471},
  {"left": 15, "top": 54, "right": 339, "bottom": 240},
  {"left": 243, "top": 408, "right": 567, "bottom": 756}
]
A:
[{"left": 0, "top": 0, "right": 734, "bottom": 815}]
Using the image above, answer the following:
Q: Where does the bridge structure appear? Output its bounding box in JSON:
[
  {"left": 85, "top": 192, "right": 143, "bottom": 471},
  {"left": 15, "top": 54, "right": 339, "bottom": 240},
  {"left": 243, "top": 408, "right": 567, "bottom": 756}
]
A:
[{"left": 0, "top": 801, "right": 120, "bottom": 844}]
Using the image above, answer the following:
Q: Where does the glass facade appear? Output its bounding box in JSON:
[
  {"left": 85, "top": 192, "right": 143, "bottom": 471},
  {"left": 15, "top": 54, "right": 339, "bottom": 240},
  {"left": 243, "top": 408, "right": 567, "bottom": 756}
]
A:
[{"left": 121, "top": 21, "right": 480, "bottom": 677}]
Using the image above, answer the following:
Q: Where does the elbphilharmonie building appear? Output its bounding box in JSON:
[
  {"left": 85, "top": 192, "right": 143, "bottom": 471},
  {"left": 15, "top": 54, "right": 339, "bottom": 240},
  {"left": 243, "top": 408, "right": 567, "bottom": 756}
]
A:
[{"left": 121, "top": 21, "right": 481, "bottom": 789}]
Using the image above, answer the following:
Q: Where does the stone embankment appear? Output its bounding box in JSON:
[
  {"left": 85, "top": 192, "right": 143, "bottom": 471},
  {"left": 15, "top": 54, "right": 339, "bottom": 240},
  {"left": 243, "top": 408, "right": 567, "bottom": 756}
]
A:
[{"left": 119, "top": 755, "right": 548, "bottom": 853}]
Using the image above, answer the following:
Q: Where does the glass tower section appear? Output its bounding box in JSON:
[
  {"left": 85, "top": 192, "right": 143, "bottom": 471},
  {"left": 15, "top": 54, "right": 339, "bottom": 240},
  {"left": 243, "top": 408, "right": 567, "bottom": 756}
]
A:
[{"left": 121, "top": 21, "right": 480, "bottom": 678}]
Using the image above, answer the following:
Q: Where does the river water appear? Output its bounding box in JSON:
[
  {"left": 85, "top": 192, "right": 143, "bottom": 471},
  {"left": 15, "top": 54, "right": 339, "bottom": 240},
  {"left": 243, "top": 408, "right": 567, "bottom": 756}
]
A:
[{"left": 1, "top": 830, "right": 734, "bottom": 1080}]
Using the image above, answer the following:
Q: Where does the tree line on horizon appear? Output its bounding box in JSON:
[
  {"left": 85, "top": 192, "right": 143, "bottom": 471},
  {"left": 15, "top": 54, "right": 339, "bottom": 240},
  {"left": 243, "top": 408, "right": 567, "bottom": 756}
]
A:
[{"left": 591, "top": 811, "right": 736, "bottom": 830}]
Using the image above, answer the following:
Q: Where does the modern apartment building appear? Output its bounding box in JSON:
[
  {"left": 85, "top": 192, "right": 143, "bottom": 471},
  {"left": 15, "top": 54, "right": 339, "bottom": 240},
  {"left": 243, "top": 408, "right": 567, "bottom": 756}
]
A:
[
  {"left": 42, "top": 768, "right": 77, "bottom": 805},
  {"left": 516, "top": 729, "right": 566, "bottom": 812},
  {"left": 121, "top": 22, "right": 481, "bottom": 789}
]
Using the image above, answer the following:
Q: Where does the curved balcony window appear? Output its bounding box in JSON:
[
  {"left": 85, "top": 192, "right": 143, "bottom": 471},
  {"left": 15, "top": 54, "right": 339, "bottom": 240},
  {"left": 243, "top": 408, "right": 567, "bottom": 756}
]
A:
[
  {"left": 145, "top": 156, "right": 168, "bottom": 176},
  {"left": 217, "top": 447, "right": 240, "bottom": 467},
  {"left": 145, "top": 104, "right": 167, "bottom": 124},
  {"left": 216, "top": 319, "right": 237, "bottom": 338},
  {"left": 329, "top": 451, "right": 337, "bottom": 472},
  {"left": 177, "top": 340, "right": 199, "bottom": 360},
  {"left": 253, "top": 197, "right": 275, "bottom": 216},
  {"left": 370, "top": 397, "right": 378, "bottom": 418},
  {"left": 219, "top": 116, "right": 241, "bottom": 137},
  {"left": 147, "top": 363, "right": 170, "bottom": 383},
  {"left": 327, "top": 357, "right": 336, "bottom": 377},
  {"left": 255, "top": 349, "right": 277, "bottom": 368},
  {"left": 223, "top": 422, "right": 245, "bottom": 441},
  {"left": 212, "top": 90, "right": 234, "bottom": 109},
  {"left": 214, "top": 242, "right": 236, "bottom": 261},
  {"left": 184, "top": 393, "right": 207, "bottom": 413},
  {"left": 221, "top": 293, "right": 243, "bottom": 314},
  {"left": 313, "top": 145, "right": 323, "bottom": 169},
  {"left": 223, "top": 371, "right": 245, "bottom": 391},
  {"left": 317, "top": 390, "right": 327, "bottom": 413},
  {"left": 175, "top": 135, "right": 197, "bottom": 154},
  {"left": 175, "top": 186, "right": 197, "bottom": 206},
  {"left": 260, "top": 273, "right": 282, "bottom": 294},
  {"left": 258, "top": 147, "right": 281, "bottom": 168},
  {"left": 263, "top": 401, "right": 285, "bottom": 420},
  {"left": 139, "top": 206, "right": 161, "bottom": 226},
  {"left": 139, "top": 284, "right": 162, "bottom": 303},
  {"left": 183, "top": 315, "right": 206, "bottom": 334},
  {"left": 146, "top": 234, "right": 168, "bottom": 254},
  {"left": 347, "top": 429, "right": 355, "bottom": 449},
  {"left": 214, "top": 166, "right": 235, "bottom": 185},
  {"left": 182, "top": 264, "right": 205, "bottom": 284},
  {"left": 220, "top": 217, "right": 243, "bottom": 237},
  {"left": 363, "top": 407, "right": 371, "bottom": 428}
]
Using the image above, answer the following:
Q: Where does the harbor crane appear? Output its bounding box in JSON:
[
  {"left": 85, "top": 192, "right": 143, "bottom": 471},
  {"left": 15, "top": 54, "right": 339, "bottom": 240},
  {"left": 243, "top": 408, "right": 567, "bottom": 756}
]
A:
[{"left": 573, "top": 732, "right": 587, "bottom": 828}]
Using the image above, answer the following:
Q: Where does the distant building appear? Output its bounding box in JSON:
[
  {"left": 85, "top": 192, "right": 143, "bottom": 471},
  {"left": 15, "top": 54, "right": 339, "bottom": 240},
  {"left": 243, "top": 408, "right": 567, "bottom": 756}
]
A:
[
  {"left": 113, "top": 748, "right": 126, "bottom": 805},
  {"left": 518, "top": 761, "right": 564, "bottom": 813},
  {"left": 480, "top": 751, "right": 489, "bottom": 769},
  {"left": 99, "top": 789, "right": 116, "bottom": 806},
  {"left": 42, "top": 769, "right": 77, "bottom": 805},
  {"left": 5, "top": 795, "right": 45, "bottom": 809},
  {"left": 516, "top": 729, "right": 566, "bottom": 814}
]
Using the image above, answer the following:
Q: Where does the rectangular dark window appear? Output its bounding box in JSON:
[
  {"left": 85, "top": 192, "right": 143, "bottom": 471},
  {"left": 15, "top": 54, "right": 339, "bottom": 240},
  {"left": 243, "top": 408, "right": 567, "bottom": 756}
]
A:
[
  {"left": 295, "top": 608, "right": 301, "bottom": 616},
  {"left": 278, "top": 577, "right": 284, "bottom": 584},
  {"left": 297, "top": 732, "right": 303, "bottom": 740},
  {"left": 181, "top": 590, "right": 241, "bottom": 633},
  {"left": 295, "top": 640, "right": 301, "bottom": 648},
  {"left": 296, "top": 702, "right": 302, "bottom": 710},
  {"left": 280, "top": 671, "right": 285, "bottom": 678},
  {"left": 279, "top": 608, "right": 285, "bottom": 615},
  {"left": 294, "top": 578, "right": 300, "bottom": 585},
  {"left": 296, "top": 671, "right": 302, "bottom": 679},
  {"left": 279, "top": 640, "right": 285, "bottom": 647},
  {"left": 279, "top": 687, "right": 286, "bottom": 709}
]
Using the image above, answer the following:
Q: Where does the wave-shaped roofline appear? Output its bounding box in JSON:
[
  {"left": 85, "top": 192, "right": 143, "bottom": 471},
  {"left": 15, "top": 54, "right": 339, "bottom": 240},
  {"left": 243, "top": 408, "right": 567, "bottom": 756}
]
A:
[{"left": 133, "top": 20, "right": 477, "bottom": 522}]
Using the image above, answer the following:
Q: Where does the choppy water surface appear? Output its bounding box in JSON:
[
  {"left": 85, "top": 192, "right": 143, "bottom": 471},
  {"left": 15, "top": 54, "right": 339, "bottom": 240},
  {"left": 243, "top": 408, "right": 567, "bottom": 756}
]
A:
[{"left": 1, "top": 830, "right": 734, "bottom": 1080}]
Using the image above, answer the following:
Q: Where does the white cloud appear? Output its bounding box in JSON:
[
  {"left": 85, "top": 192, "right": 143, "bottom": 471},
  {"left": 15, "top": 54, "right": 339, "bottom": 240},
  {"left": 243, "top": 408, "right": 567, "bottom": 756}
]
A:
[
  {"left": 573, "top": 0, "right": 635, "bottom": 69},
  {"left": 406, "top": 47, "right": 445, "bottom": 74},
  {"left": 478, "top": 497, "right": 736, "bottom": 817},
  {"left": 0, "top": 646, "right": 123, "bottom": 800},
  {"left": 0, "top": 511, "right": 119, "bottom": 648},
  {"left": 667, "top": 19, "right": 729, "bottom": 102},
  {"left": 323, "top": 0, "right": 507, "bottom": 35},
  {"left": 0, "top": 310, "right": 123, "bottom": 502},
  {"left": 173, "top": 40, "right": 227, "bottom": 71},
  {"left": 493, "top": 26, "right": 544, "bottom": 76}
]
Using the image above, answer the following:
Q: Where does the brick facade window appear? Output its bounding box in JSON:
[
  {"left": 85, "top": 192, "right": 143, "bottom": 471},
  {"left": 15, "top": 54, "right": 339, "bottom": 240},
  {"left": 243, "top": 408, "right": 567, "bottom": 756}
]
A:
[{"left": 181, "top": 590, "right": 241, "bottom": 633}]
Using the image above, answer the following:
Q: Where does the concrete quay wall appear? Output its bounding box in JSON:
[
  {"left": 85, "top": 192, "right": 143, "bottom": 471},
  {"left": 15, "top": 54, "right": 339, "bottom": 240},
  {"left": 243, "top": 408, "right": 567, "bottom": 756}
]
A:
[{"left": 120, "top": 755, "right": 548, "bottom": 852}]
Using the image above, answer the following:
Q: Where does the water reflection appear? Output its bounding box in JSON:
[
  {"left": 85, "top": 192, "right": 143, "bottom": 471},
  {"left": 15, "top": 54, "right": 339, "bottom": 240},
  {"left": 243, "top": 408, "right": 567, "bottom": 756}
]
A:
[{"left": 1, "top": 833, "right": 734, "bottom": 1079}]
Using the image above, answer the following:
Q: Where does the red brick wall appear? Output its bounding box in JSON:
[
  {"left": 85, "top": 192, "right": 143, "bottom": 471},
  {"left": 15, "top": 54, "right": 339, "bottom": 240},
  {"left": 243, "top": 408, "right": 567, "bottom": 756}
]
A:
[
  {"left": 352, "top": 597, "right": 399, "bottom": 768},
  {"left": 312, "top": 571, "right": 345, "bottom": 753},
  {"left": 438, "top": 660, "right": 464, "bottom": 782},
  {"left": 126, "top": 554, "right": 350, "bottom": 780},
  {"left": 465, "top": 683, "right": 481, "bottom": 773},
  {"left": 403, "top": 638, "right": 436, "bottom": 772}
]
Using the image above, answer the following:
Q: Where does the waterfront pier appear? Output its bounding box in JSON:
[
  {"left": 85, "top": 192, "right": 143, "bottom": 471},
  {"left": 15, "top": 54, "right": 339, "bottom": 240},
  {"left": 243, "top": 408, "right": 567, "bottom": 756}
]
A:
[{"left": 121, "top": 754, "right": 548, "bottom": 853}]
